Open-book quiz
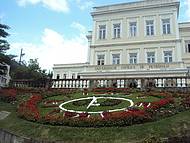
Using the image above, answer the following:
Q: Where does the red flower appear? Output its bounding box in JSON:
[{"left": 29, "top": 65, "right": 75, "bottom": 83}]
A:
[
  {"left": 79, "top": 112, "right": 89, "bottom": 118},
  {"left": 150, "top": 98, "right": 174, "bottom": 110},
  {"left": 17, "top": 94, "right": 42, "bottom": 121},
  {"left": 64, "top": 111, "right": 77, "bottom": 118}
]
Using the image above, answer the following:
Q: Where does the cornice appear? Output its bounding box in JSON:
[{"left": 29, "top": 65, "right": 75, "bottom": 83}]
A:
[
  {"left": 79, "top": 68, "right": 187, "bottom": 77},
  {"left": 179, "top": 22, "right": 190, "bottom": 31},
  {"left": 53, "top": 63, "right": 89, "bottom": 69},
  {"left": 91, "top": 0, "right": 179, "bottom": 17},
  {"left": 90, "top": 39, "right": 182, "bottom": 48}
]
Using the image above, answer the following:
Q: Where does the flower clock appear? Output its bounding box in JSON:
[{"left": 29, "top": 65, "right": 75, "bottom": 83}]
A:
[
  {"left": 17, "top": 91, "right": 177, "bottom": 127},
  {"left": 59, "top": 96, "right": 136, "bottom": 118}
]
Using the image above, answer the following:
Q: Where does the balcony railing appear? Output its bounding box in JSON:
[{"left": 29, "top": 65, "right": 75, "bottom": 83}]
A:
[{"left": 10, "top": 76, "right": 190, "bottom": 89}]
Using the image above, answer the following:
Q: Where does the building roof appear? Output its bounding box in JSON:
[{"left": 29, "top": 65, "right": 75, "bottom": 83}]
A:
[
  {"left": 179, "top": 22, "right": 190, "bottom": 28},
  {"left": 53, "top": 63, "right": 89, "bottom": 69},
  {"left": 179, "top": 22, "right": 190, "bottom": 32},
  {"left": 91, "top": 0, "right": 180, "bottom": 16}
]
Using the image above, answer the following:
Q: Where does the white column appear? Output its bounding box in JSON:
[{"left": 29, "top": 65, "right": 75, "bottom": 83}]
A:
[
  {"left": 139, "top": 16, "right": 144, "bottom": 38},
  {"left": 157, "top": 47, "right": 162, "bottom": 63},
  {"left": 174, "top": 10, "right": 180, "bottom": 39},
  {"left": 182, "top": 78, "right": 186, "bottom": 87},
  {"left": 158, "top": 79, "right": 163, "bottom": 87},
  {"left": 175, "top": 41, "right": 182, "bottom": 62},
  {"left": 155, "top": 79, "right": 158, "bottom": 87},
  {"left": 90, "top": 48, "right": 95, "bottom": 65},
  {"left": 107, "top": 19, "right": 111, "bottom": 40},
  {"left": 122, "top": 48, "right": 127, "bottom": 64},
  {"left": 139, "top": 47, "right": 145, "bottom": 63},
  {"left": 137, "top": 79, "right": 141, "bottom": 88},
  {"left": 177, "top": 78, "right": 182, "bottom": 87},
  {"left": 107, "top": 50, "right": 110, "bottom": 65}
]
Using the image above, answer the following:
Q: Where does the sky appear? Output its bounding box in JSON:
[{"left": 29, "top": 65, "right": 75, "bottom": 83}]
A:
[{"left": 0, "top": 0, "right": 190, "bottom": 70}]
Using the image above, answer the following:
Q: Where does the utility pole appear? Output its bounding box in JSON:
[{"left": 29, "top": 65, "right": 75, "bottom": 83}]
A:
[{"left": 19, "top": 48, "right": 25, "bottom": 64}]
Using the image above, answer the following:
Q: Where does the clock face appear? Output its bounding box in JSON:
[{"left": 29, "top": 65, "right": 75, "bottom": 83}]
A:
[{"left": 59, "top": 96, "right": 134, "bottom": 114}]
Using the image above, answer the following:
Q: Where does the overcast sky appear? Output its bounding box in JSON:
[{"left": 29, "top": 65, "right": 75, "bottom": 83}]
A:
[{"left": 0, "top": 0, "right": 190, "bottom": 70}]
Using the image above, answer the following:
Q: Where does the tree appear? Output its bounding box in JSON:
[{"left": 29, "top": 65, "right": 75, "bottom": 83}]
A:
[
  {"left": 0, "top": 23, "right": 11, "bottom": 76},
  {"left": 28, "top": 59, "right": 41, "bottom": 72},
  {"left": 27, "top": 58, "right": 50, "bottom": 79},
  {"left": 11, "top": 58, "right": 51, "bottom": 80},
  {"left": 0, "top": 23, "right": 10, "bottom": 53}
]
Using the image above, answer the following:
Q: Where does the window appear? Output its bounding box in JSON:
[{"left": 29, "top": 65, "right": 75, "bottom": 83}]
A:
[
  {"left": 97, "top": 54, "right": 105, "bottom": 65},
  {"left": 147, "top": 52, "right": 155, "bottom": 63},
  {"left": 162, "top": 19, "right": 171, "bottom": 34},
  {"left": 129, "top": 53, "right": 137, "bottom": 64},
  {"left": 113, "top": 23, "right": 121, "bottom": 38},
  {"left": 185, "top": 42, "right": 190, "bottom": 53},
  {"left": 63, "top": 74, "right": 67, "bottom": 79},
  {"left": 99, "top": 25, "right": 106, "bottom": 39},
  {"left": 56, "top": 74, "right": 60, "bottom": 79},
  {"left": 112, "top": 54, "right": 120, "bottom": 65},
  {"left": 129, "top": 22, "right": 137, "bottom": 37},
  {"left": 146, "top": 20, "right": 154, "bottom": 36},
  {"left": 164, "top": 51, "right": 172, "bottom": 63}
]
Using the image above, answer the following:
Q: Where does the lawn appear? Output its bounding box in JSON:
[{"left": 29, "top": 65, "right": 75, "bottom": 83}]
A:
[{"left": 0, "top": 100, "right": 190, "bottom": 143}]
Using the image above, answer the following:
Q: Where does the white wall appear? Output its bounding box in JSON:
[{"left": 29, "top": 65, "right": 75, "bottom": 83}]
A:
[
  {"left": 179, "top": 22, "right": 190, "bottom": 67},
  {"left": 90, "top": 0, "right": 180, "bottom": 66}
]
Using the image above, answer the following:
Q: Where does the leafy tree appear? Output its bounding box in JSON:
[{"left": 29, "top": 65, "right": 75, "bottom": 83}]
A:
[
  {"left": 0, "top": 53, "right": 11, "bottom": 64},
  {"left": 0, "top": 23, "right": 10, "bottom": 53},
  {"left": 0, "top": 23, "right": 13, "bottom": 77},
  {"left": 11, "top": 58, "right": 51, "bottom": 80},
  {"left": 28, "top": 58, "right": 41, "bottom": 72}
]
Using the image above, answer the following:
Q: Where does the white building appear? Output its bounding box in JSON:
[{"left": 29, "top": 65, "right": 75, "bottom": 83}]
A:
[{"left": 53, "top": 0, "right": 190, "bottom": 80}]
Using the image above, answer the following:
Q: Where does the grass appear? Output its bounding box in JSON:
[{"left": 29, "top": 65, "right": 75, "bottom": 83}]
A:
[{"left": 1, "top": 100, "right": 190, "bottom": 143}]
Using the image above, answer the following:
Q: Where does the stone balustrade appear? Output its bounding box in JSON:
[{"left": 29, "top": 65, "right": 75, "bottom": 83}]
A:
[{"left": 11, "top": 76, "right": 190, "bottom": 89}]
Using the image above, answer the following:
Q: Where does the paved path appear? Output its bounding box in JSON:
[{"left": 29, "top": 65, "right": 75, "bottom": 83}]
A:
[{"left": 0, "top": 111, "right": 10, "bottom": 120}]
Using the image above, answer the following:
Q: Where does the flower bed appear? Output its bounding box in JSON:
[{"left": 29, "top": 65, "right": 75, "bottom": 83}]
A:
[
  {"left": 150, "top": 98, "right": 174, "bottom": 109},
  {"left": 17, "top": 94, "right": 42, "bottom": 121},
  {"left": 41, "top": 93, "right": 176, "bottom": 127},
  {"left": 16, "top": 88, "right": 78, "bottom": 122},
  {"left": 15, "top": 89, "right": 190, "bottom": 127},
  {"left": 181, "top": 97, "right": 190, "bottom": 108}
]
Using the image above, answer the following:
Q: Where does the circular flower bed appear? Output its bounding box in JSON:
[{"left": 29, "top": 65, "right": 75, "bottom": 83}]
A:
[{"left": 14, "top": 89, "right": 190, "bottom": 127}]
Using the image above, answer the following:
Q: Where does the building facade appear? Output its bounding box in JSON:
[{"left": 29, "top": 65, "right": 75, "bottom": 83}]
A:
[{"left": 53, "top": 0, "right": 190, "bottom": 80}]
